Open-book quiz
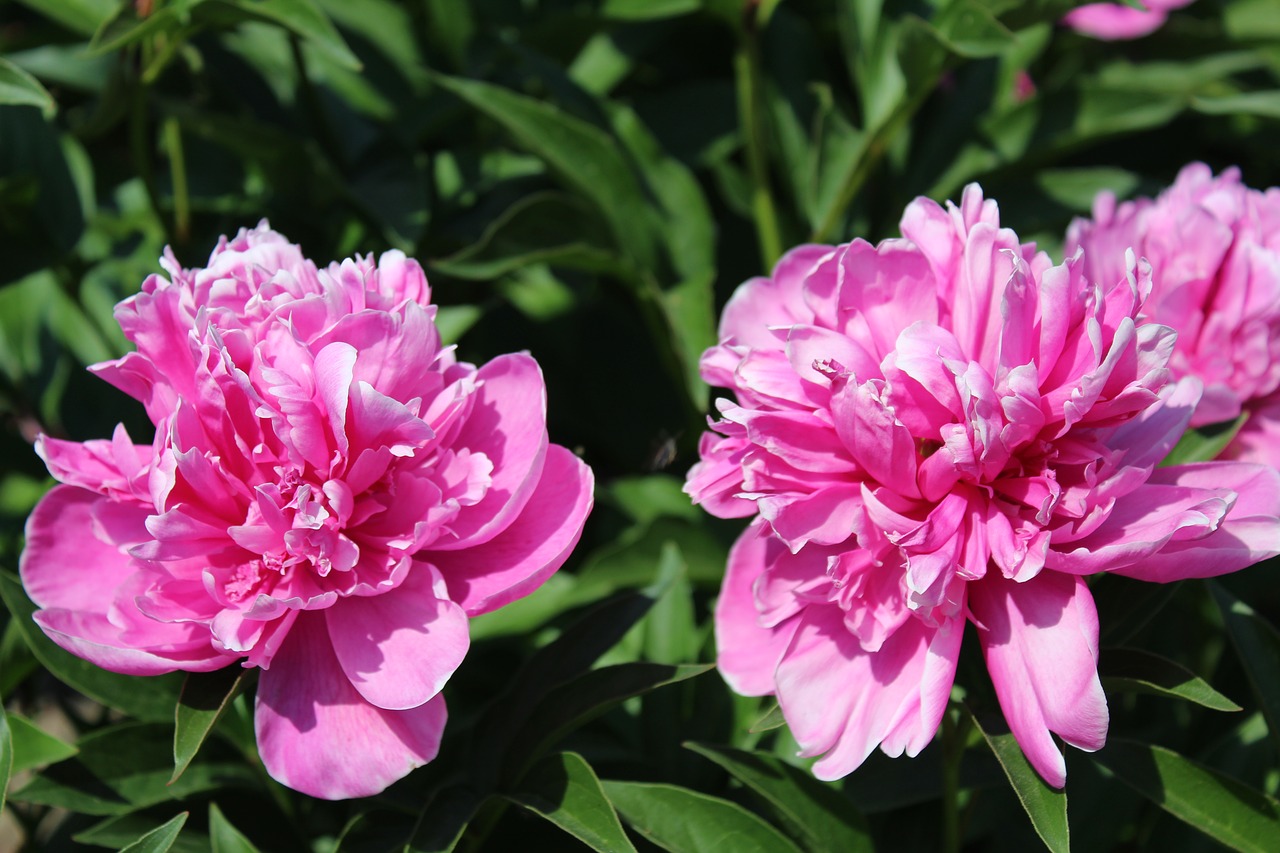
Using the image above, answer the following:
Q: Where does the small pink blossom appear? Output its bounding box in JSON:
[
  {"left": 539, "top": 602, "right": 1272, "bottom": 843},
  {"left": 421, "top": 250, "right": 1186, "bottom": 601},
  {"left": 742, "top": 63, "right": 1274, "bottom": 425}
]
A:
[
  {"left": 1067, "top": 163, "right": 1280, "bottom": 464},
  {"left": 1063, "top": 0, "right": 1195, "bottom": 40},
  {"left": 686, "top": 187, "right": 1280, "bottom": 786},
  {"left": 20, "top": 223, "right": 594, "bottom": 799}
]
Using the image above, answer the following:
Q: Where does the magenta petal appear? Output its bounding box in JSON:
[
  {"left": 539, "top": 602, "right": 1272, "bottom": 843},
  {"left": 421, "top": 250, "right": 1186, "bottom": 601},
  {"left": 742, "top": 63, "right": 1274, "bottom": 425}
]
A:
[
  {"left": 255, "top": 613, "right": 447, "bottom": 800},
  {"left": 970, "top": 572, "right": 1108, "bottom": 788},
  {"left": 435, "top": 353, "right": 549, "bottom": 549},
  {"left": 715, "top": 519, "right": 799, "bottom": 696},
  {"left": 433, "top": 444, "right": 593, "bottom": 615},
  {"left": 326, "top": 566, "right": 469, "bottom": 710}
]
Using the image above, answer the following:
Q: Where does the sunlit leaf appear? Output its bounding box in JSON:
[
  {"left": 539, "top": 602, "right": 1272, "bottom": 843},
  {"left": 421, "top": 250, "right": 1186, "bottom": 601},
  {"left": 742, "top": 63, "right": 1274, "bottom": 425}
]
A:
[
  {"left": 173, "top": 666, "right": 249, "bottom": 783},
  {"left": 686, "top": 743, "right": 873, "bottom": 853},
  {"left": 1209, "top": 581, "right": 1280, "bottom": 758},
  {"left": 1161, "top": 414, "right": 1248, "bottom": 466},
  {"left": 0, "top": 58, "right": 56, "bottom": 118},
  {"left": 508, "top": 751, "right": 638, "bottom": 853},
  {"left": 603, "top": 780, "right": 803, "bottom": 853},
  {"left": 119, "top": 812, "right": 189, "bottom": 853},
  {"left": 209, "top": 803, "right": 260, "bottom": 853},
  {"left": 967, "top": 706, "right": 1069, "bottom": 853},
  {"left": 749, "top": 703, "right": 787, "bottom": 734},
  {"left": 1094, "top": 739, "right": 1280, "bottom": 853},
  {"left": 8, "top": 712, "right": 78, "bottom": 773},
  {"left": 1100, "top": 648, "right": 1241, "bottom": 712}
]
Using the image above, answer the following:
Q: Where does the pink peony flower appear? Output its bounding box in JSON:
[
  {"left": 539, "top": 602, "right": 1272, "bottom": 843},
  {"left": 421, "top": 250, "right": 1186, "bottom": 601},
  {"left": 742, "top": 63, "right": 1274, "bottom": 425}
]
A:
[
  {"left": 686, "top": 186, "right": 1280, "bottom": 786},
  {"left": 20, "top": 223, "right": 594, "bottom": 799},
  {"left": 1063, "top": 0, "right": 1195, "bottom": 40},
  {"left": 1067, "top": 163, "right": 1280, "bottom": 464}
]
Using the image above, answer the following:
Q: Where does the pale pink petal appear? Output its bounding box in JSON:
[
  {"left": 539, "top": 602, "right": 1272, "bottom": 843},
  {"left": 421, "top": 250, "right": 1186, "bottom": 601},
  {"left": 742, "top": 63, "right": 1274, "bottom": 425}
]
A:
[
  {"left": 434, "top": 353, "right": 549, "bottom": 549},
  {"left": 326, "top": 565, "right": 469, "bottom": 710},
  {"left": 432, "top": 444, "right": 593, "bottom": 615},
  {"left": 970, "top": 573, "right": 1108, "bottom": 789},
  {"left": 255, "top": 613, "right": 447, "bottom": 800},
  {"left": 715, "top": 519, "right": 799, "bottom": 696}
]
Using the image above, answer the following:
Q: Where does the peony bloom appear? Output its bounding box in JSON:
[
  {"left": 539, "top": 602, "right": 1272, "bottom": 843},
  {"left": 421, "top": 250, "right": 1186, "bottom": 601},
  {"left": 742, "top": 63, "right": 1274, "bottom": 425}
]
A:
[
  {"left": 20, "top": 223, "right": 593, "bottom": 799},
  {"left": 686, "top": 186, "right": 1280, "bottom": 786},
  {"left": 1067, "top": 163, "right": 1280, "bottom": 465},
  {"left": 1063, "top": 0, "right": 1195, "bottom": 40}
]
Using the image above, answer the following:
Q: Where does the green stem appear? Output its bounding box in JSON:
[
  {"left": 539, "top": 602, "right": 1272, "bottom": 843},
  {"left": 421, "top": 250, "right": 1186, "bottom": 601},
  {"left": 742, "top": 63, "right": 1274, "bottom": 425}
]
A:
[
  {"left": 735, "top": 11, "right": 783, "bottom": 271},
  {"left": 941, "top": 707, "right": 972, "bottom": 853},
  {"left": 808, "top": 73, "right": 941, "bottom": 244},
  {"left": 162, "top": 116, "right": 190, "bottom": 245},
  {"left": 128, "top": 66, "right": 165, "bottom": 237}
]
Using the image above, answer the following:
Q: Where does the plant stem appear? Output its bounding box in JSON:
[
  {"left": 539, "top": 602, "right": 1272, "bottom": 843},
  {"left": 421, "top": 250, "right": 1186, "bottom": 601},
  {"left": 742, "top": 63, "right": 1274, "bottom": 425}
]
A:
[
  {"left": 941, "top": 706, "right": 972, "bottom": 853},
  {"left": 162, "top": 116, "right": 190, "bottom": 245},
  {"left": 735, "top": 7, "right": 783, "bottom": 271}
]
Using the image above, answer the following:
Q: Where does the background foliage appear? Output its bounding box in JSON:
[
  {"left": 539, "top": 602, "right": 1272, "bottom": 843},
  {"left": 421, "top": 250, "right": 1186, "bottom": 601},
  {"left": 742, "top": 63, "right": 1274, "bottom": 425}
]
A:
[{"left": 3, "top": 0, "right": 1280, "bottom": 850}]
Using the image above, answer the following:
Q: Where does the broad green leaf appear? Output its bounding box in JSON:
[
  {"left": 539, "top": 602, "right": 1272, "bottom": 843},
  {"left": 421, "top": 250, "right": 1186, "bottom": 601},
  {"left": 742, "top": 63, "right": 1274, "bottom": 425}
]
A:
[
  {"left": 928, "top": 0, "right": 1017, "bottom": 59},
  {"left": 1161, "top": 414, "right": 1248, "bottom": 466},
  {"left": 209, "top": 0, "right": 361, "bottom": 70},
  {"left": 120, "top": 812, "right": 189, "bottom": 853},
  {"left": 0, "top": 572, "right": 183, "bottom": 721},
  {"left": 1094, "top": 739, "right": 1280, "bottom": 853},
  {"left": 431, "top": 192, "right": 619, "bottom": 280},
  {"left": 14, "top": 0, "right": 118, "bottom": 36},
  {"left": 173, "top": 666, "right": 249, "bottom": 783},
  {"left": 1209, "top": 582, "right": 1280, "bottom": 758},
  {"left": 14, "top": 722, "right": 257, "bottom": 816},
  {"left": 642, "top": 543, "right": 699, "bottom": 666},
  {"left": 749, "top": 703, "right": 787, "bottom": 733},
  {"left": 1035, "top": 167, "right": 1140, "bottom": 214},
  {"left": 508, "top": 752, "right": 637, "bottom": 853},
  {"left": 8, "top": 713, "right": 78, "bottom": 772},
  {"left": 74, "top": 813, "right": 208, "bottom": 853},
  {"left": 0, "top": 704, "right": 10, "bottom": 814},
  {"left": 0, "top": 58, "right": 56, "bottom": 118},
  {"left": 316, "top": 0, "right": 426, "bottom": 89},
  {"left": 603, "top": 780, "right": 803, "bottom": 853},
  {"left": 88, "top": 4, "right": 182, "bottom": 56},
  {"left": 686, "top": 743, "right": 872, "bottom": 853},
  {"left": 209, "top": 803, "right": 260, "bottom": 853},
  {"left": 968, "top": 706, "right": 1069, "bottom": 853},
  {"left": 1100, "top": 648, "right": 1241, "bottom": 712},
  {"left": 506, "top": 663, "right": 715, "bottom": 780},
  {"left": 601, "top": 0, "right": 701, "bottom": 19},
  {"left": 431, "top": 74, "right": 660, "bottom": 273},
  {"left": 1225, "top": 0, "right": 1280, "bottom": 40}
]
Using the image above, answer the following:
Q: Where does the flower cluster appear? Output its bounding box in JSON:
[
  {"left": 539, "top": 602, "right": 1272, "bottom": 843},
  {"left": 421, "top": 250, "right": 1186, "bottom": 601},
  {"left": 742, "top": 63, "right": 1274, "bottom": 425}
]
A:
[
  {"left": 20, "top": 224, "right": 593, "bottom": 799},
  {"left": 686, "top": 186, "right": 1280, "bottom": 786},
  {"left": 1068, "top": 163, "right": 1280, "bottom": 464}
]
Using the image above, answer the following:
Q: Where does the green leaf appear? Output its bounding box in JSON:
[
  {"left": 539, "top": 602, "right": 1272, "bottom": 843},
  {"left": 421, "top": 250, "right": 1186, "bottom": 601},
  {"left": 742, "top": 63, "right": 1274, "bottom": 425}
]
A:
[
  {"left": 601, "top": 0, "right": 701, "bottom": 20},
  {"left": 1209, "top": 582, "right": 1280, "bottom": 758},
  {"left": 1035, "top": 167, "right": 1140, "bottom": 214},
  {"left": 8, "top": 713, "right": 78, "bottom": 773},
  {"left": 967, "top": 706, "right": 1069, "bottom": 853},
  {"left": 209, "top": 803, "right": 260, "bottom": 853},
  {"left": 1193, "top": 91, "right": 1280, "bottom": 120},
  {"left": 1094, "top": 739, "right": 1280, "bottom": 853},
  {"left": 14, "top": 722, "right": 257, "bottom": 816},
  {"left": 603, "top": 780, "right": 804, "bottom": 853},
  {"left": 507, "top": 663, "right": 714, "bottom": 780},
  {"left": 120, "top": 812, "right": 189, "bottom": 853},
  {"left": 88, "top": 4, "right": 182, "bottom": 56},
  {"left": 0, "top": 573, "right": 183, "bottom": 721},
  {"left": 0, "top": 58, "right": 56, "bottom": 118},
  {"left": 405, "top": 788, "right": 483, "bottom": 853},
  {"left": 929, "top": 0, "right": 1017, "bottom": 59},
  {"left": 431, "top": 74, "right": 660, "bottom": 272},
  {"left": 0, "top": 704, "right": 10, "bottom": 814},
  {"left": 431, "top": 192, "right": 620, "bottom": 280},
  {"left": 508, "top": 752, "right": 638, "bottom": 853},
  {"left": 14, "top": 0, "right": 119, "bottom": 36},
  {"left": 685, "top": 743, "right": 873, "bottom": 853},
  {"left": 749, "top": 703, "right": 787, "bottom": 734},
  {"left": 211, "top": 0, "right": 362, "bottom": 70},
  {"left": 1100, "top": 648, "right": 1241, "bottom": 712},
  {"left": 434, "top": 305, "right": 484, "bottom": 346},
  {"left": 1161, "top": 414, "right": 1248, "bottom": 466},
  {"left": 642, "top": 542, "right": 699, "bottom": 665},
  {"left": 173, "top": 666, "right": 249, "bottom": 783}
]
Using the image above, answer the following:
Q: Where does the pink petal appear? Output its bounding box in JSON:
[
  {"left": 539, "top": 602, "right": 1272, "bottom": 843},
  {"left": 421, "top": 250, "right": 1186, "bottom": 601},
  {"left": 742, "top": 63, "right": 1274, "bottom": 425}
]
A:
[
  {"left": 719, "top": 245, "right": 830, "bottom": 347},
  {"left": 775, "top": 605, "right": 961, "bottom": 780},
  {"left": 434, "top": 353, "right": 549, "bottom": 549},
  {"left": 255, "top": 613, "right": 447, "bottom": 800},
  {"left": 1112, "top": 462, "right": 1280, "bottom": 581},
  {"left": 433, "top": 444, "right": 593, "bottom": 615},
  {"left": 714, "top": 519, "right": 800, "bottom": 696},
  {"left": 326, "top": 565, "right": 469, "bottom": 710},
  {"left": 970, "top": 572, "right": 1108, "bottom": 788}
]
